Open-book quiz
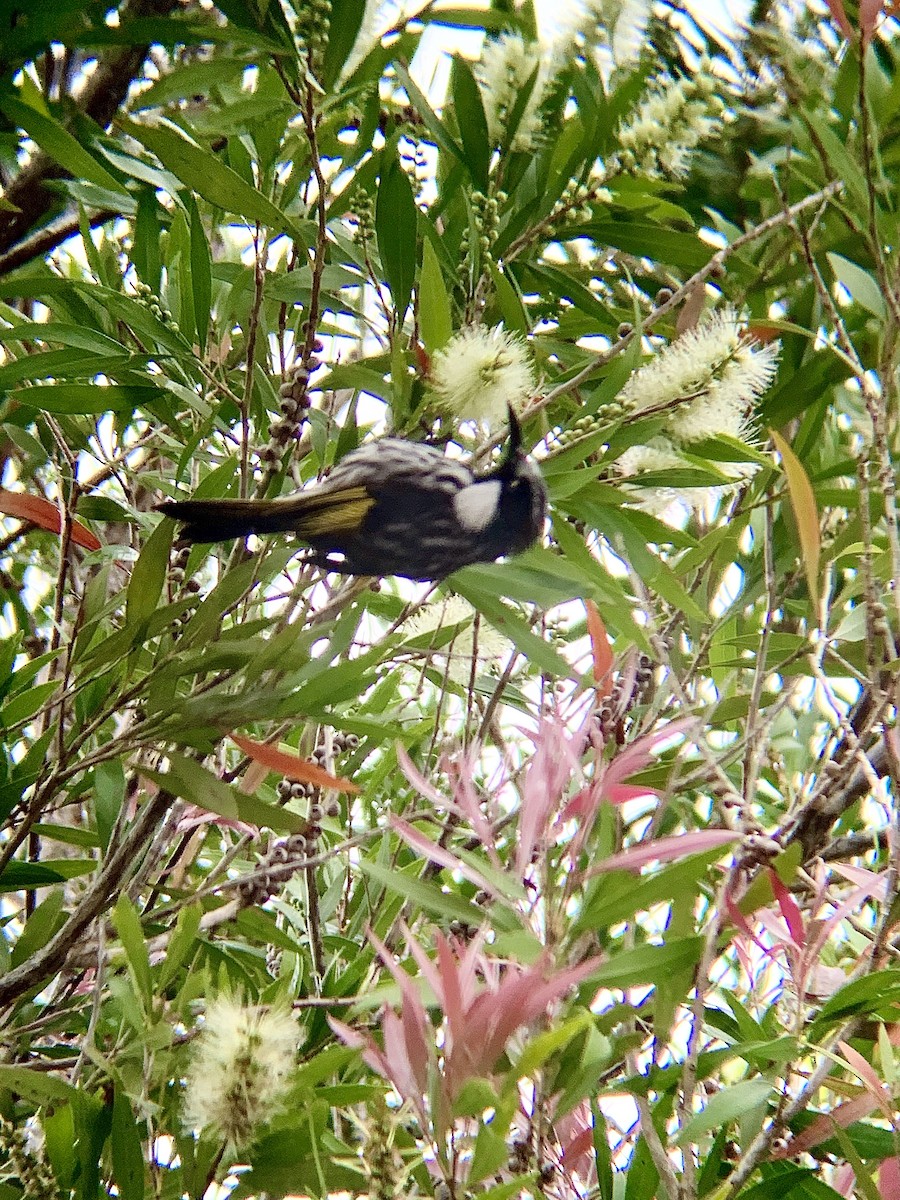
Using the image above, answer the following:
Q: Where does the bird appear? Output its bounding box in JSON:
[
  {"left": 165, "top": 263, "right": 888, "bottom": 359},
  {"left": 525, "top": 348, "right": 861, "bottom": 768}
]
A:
[{"left": 155, "top": 408, "right": 547, "bottom": 582}]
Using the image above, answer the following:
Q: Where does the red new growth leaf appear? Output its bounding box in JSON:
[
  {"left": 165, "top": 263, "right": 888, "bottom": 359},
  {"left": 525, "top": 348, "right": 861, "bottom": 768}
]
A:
[
  {"left": 0, "top": 489, "right": 101, "bottom": 551},
  {"left": 824, "top": 0, "right": 853, "bottom": 36},
  {"left": 585, "top": 599, "right": 614, "bottom": 695},
  {"left": 230, "top": 734, "right": 361, "bottom": 793}
]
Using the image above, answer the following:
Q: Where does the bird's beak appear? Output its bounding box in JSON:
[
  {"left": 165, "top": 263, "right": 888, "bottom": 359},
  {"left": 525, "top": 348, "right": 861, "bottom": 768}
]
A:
[{"left": 504, "top": 404, "right": 524, "bottom": 463}]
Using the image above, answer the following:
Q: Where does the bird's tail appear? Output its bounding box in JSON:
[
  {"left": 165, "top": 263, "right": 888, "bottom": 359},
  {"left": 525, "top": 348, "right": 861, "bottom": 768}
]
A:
[
  {"left": 156, "top": 486, "right": 375, "bottom": 544},
  {"left": 155, "top": 498, "right": 303, "bottom": 542}
]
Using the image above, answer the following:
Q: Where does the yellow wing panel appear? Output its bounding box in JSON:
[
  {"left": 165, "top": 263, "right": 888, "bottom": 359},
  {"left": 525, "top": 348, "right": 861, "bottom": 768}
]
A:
[{"left": 293, "top": 487, "right": 375, "bottom": 538}]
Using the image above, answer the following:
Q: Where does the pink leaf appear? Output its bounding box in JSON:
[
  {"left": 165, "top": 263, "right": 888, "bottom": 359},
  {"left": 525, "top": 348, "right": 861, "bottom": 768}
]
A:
[
  {"left": 602, "top": 782, "right": 662, "bottom": 807},
  {"left": 824, "top": 0, "right": 853, "bottom": 36},
  {"left": 585, "top": 830, "right": 738, "bottom": 876},
  {"left": 769, "top": 870, "right": 806, "bottom": 948},
  {"left": 860, "top": 0, "right": 883, "bottom": 44},
  {"left": 838, "top": 1040, "right": 894, "bottom": 1120},
  {"left": 396, "top": 742, "right": 446, "bottom": 806},
  {"left": 516, "top": 719, "right": 583, "bottom": 876},
  {"left": 879, "top": 1157, "right": 900, "bottom": 1199},
  {"left": 389, "top": 816, "right": 498, "bottom": 897},
  {"left": 775, "top": 1092, "right": 877, "bottom": 1157}
]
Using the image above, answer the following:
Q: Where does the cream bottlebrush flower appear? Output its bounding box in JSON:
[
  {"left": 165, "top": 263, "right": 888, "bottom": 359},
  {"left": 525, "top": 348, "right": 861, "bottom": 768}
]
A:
[
  {"left": 618, "top": 307, "right": 779, "bottom": 444},
  {"left": 475, "top": 32, "right": 548, "bottom": 151},
  {"left": 183, "top": 996, "right": 298, "bottom": 1148},
  {"left": 617, "top": 67, "right": 724, "bottom": 179},
  {"left": 431, "top": 324, "right": 535, "bottom": 427},
  {"left": 404, "top": 595, "right": 510, "bottom": 682},
  {"left": 615, "top": 437, "right": 757, "bottom": 516},
  {"left": 614, "top": 312, "right": 778, "bottom": 516}
]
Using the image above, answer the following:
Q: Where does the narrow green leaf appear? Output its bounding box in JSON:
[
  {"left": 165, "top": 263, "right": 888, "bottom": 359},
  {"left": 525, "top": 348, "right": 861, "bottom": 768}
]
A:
[
  {"left": 468, "top": 1123, "right": 509, "bottom": 1186},
  {"left": 450, "top": 578, "right": 577, "bottom": 679},
  {"left": 676, "top": 1077, "right": 773, "bottom": 1145},
  {"left": 591, "top": 938, "right": 705, "bottom": 989},
  {"left": 826, "top": 252, "right": 886, "bottom": 319},
  {"left": 140, "top": 757, "right": 238, "bottom": 820},
  {"left": 487, "top": 261, "right": 528, "bottom": 334},
  {"left": 392, "top": 63, "right": 466, "bottom": 164},
  {"left": 0, "top": 93, "right": 124, "bottom": 194},
  {"left": 376, "top": 151, "right": 418, "bottom": 323},
  {"left": 358, "top": 857, "right": 487, "bottom": 926},
  {"left": 94, "top": 759, "right": 126, "bottom": 853},
  {"left": 126, "top": 517, "right": 173, "bottom": 629},
  {"left": 112, "top": 893, "right": 152, "bottom": 1007},
  {"left": 451, "top": 55, "right": 490, "bottom": 188},
  {"left": 13, "top": 384, "right": 157, "bottom": 414},
  {"left": 189, "top": 197, "right": 212, "bottom": 352},
  {"left": 0, "top": 862, "right": 66, "bottom": 891},
  {"left": 770, "top": 428, "right": 820, "bottom": 604},
  {"left": 320, "top": 0, "right": 366, "bottom": 87},
  {"left": 418, "top": 236, "right": 453, "bottom": 353},
  {"left": 141, "top": 757, "right": 306, "bottom": 833},
  {"left": 0, "top": 1064, "right": 77, "bottom": 1102},
  {"left": 121, "top": 119, "right": 300, "bottom": 239},
  {"left": 111, "top": 1088, "right": 145, "bottom": 1200},
  {"left": 159, "top": 903, "right": 202, "bottom": 988},
  {"left": 133, "top": 188, "right": 163, "bottom": 292}
]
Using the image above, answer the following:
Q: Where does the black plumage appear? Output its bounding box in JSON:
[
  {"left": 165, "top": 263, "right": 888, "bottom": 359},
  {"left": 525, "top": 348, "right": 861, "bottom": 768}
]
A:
[{"left": 156, "top": 411, "right": 547, "bottom": 581}]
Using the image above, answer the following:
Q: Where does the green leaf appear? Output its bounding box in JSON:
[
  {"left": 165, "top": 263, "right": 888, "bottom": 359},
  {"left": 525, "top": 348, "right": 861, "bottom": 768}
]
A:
[
  {"left": 358, "top": 857, "right": 487, "bottom": 927},
  {"left": 111, "top": 1087, "right": 145, "bottom": 1200},
  {"left": 376, "top": 150, "right": 418, "bottom": 323},
  {"left": 0, "top": 861, "right": 66, "bottom": 891},
  {"left": 451, "top": 55, "right": 490, "bottom": 188},
  {"left": 771, "top": 428, "right": 820, "bottom": 605},
  {"left": 487, "top": 260, "right": 528, "bottom": 334},
  {"left": 1, "top": 679, "right": 59, "bottom": 727},
  {"left": 320, "top": 0, "right": 366, "bottom": 87},
  {"left": 392, "top": 63, "right": 466, "bottom": 165},
  {"left": 0, "top": 93, "right": 124, "bottom": 194},
  {"left": 126, "top": 517, "right": 173, "bottom": 630},
  {"left": 159, "top": 903, "right": 202, "bottom": 988},
  {"left": 449, "top": 578, "right": 577, "bottom": 679},
  {"left": 676, "top": 1077, "right": 773, "bottom": 1144},
  {"left": 468, "top": 1122, "right": 509, "bottom": 1186},
  {"left": 189, "top": 197, "right": 212, "bottom": 352},
  {"left": 12, "top": 384, "right": 159, "bottom": 414},
  {"left": 0, "top": 1064, "right": 77, "bottom": 1102},
  {"left": 591, "top": 938, "right": 705, "bottom": 989},
  {"left": 94, "top": 759, "right": 126, "bottom": 853},
  {"left": 826, "top": 252, "right": 886, "bottom": 319},
  {"left": 141, "top": 755, "right": 307, "bottom": 833},
  {"left": 121, "top": 118, "right": 300, "bottom": 239},
  {"left": 112, "top": 893, "right": 152, "bottom": 1006},
  {"left": 418, "top": 236, "right": 453, "bottom": 353}
]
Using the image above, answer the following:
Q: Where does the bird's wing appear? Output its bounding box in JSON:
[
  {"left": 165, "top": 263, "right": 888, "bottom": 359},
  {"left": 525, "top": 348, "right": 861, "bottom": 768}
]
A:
[{"left": 289, "top": 485, "right": 376, "bottom": 538}]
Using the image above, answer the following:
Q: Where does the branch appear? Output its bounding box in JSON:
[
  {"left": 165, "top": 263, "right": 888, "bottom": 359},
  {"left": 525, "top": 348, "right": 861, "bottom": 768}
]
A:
[
  {"left": 0, "top": 0, "right": 179, "bottom": 258},
  {"left": 0, "top": 790, "right": 170, "bottom": 1008}
]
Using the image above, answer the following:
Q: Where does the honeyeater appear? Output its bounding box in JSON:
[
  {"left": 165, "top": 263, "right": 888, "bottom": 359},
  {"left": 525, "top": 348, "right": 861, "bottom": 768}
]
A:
[{"left": 156, "top": 409, "right": 547, "bottom": 582}]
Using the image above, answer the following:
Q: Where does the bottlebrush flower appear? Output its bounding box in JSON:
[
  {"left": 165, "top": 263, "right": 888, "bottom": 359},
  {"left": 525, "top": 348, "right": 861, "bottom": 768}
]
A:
[
  {"left": 613, "top": 309, "right": 779, "bottom": 513},
  {"left": 404, "top": 595, "right": 510, "bottom": 682},
  {"left": 431, "top": 324, "right": 535, "bottom": 427},
  {"left": 618, "top": 65, "right": 724, "bottom": 179},
  {"left": 182, "top": 996, "right": 298, "bottom": 1148},
  {"left": 475, "top": 32, "right": 548, "bottom": 151}
]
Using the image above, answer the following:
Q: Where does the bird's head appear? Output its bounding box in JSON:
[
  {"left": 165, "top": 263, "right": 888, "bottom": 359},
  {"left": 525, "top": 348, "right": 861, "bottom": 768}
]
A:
[{"left": 496, "top": 405, "right": 548, "bottom": 553}]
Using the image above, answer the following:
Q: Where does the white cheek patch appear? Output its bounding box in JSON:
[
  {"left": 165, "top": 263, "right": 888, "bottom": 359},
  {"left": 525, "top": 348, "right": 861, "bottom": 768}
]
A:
[{"left": 453, "top": 480, "right": 502, "bottom": 532}]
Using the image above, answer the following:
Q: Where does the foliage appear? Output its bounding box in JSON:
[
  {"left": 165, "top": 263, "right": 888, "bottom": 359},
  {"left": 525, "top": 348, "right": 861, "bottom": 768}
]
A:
[{"left": 0, "top": 0, "right": 899, "bottom": 1197}]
